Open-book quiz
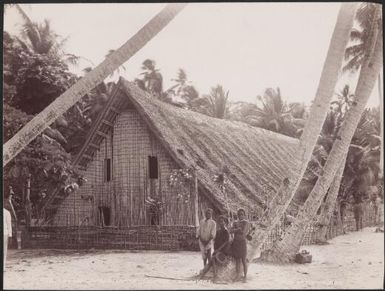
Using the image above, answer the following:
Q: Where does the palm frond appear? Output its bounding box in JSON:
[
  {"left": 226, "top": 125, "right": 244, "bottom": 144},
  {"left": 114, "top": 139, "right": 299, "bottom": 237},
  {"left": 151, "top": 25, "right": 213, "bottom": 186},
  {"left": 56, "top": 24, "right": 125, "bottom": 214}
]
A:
[
  {"left": 342, "top": 54, "right": 364, "bottom": 73},
  {"left": 356, "top": 3, "right": 377, "bottom": 30},
  {"left": 15, "top": 4, "right": 33, "bottom": 25},
  {"left": 64, "top": 53, "right": 80, "bottom": 66},
  {"left": 350, "top": 29, "right": 364, "bottom": 42},
  {"left": 344, "top": 43, "right": 365, "bottom": 59},
  {"left": 177, "top": 68, "right": 187, "bottom": 83}
]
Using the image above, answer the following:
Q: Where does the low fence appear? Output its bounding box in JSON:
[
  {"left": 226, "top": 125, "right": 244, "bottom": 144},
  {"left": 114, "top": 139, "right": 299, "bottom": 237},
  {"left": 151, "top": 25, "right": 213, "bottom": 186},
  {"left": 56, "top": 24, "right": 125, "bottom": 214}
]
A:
[
  {"left": 21, "top": 203, "right": 383, "bottom": 252},
  {"left": 261, "top": 202, "right": 383, "bottom": 250},
  {"left": 22, "top": 225, "right": 198, "bottom": 251}
]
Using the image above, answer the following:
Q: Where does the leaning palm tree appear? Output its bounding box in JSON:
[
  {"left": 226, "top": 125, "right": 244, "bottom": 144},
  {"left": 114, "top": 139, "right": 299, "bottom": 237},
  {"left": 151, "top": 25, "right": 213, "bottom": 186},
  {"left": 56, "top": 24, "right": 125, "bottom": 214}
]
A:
[
  {"left": 314, "top": 155, "right": 347, "bottom": 242},
  {"left": 343, "top": 3, "right": 379, "bottom": 72},
  {"left": 246, "top": 3, "right": 358, "bottom": 262},
  {"left": 3, "top": 3, "right": 187, "bottom": 166},
  {"left": 343, "top": 2, "right": 383, "bottom": 177},
  {"left": 314, "top": 102, "right": 357, "bottom": 242},
  {"left": 266, "top": 6, "right": 382, "bottom": 263}
]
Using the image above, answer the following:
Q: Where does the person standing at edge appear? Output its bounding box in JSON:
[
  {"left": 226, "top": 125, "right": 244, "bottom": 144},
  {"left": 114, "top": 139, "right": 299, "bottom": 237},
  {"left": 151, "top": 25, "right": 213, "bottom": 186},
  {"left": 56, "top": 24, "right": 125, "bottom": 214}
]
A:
[
  {"left": 196, "top": 208, "right": 216, "bottom": 267},
  {"left": 353, "top": 197, "right": 364, "bottom": 231},
  {"left": 4, "top": 206, "right": 13, "bottom": 267},
  {"left": 230, "top": 208, "right": 250, "bottom": 282}
]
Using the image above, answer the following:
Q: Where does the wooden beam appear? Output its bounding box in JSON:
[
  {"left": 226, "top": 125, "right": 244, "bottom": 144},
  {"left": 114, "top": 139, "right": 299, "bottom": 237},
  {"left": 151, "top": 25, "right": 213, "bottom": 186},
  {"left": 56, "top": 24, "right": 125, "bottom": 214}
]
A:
[
  {"left": 96, "top": 130, "right": 109, "bottom": 139},
  {"left": 102, "top": 119, "right": 114, "bottom": 127}
]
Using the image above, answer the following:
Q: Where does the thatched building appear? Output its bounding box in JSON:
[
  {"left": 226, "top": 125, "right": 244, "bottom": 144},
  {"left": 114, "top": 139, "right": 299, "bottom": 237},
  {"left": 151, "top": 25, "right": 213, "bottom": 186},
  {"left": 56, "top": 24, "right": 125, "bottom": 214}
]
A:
[{"left": 32, "top": 78, "right": 301, "bottom": 250}]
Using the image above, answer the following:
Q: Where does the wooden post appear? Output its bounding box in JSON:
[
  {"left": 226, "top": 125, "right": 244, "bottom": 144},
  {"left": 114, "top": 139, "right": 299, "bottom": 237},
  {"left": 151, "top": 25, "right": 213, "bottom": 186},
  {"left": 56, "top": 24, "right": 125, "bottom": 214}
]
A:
[
  {"left": 73, "top": 185, "right": 76, "bottom": 226},
  {"left": 194, "top": 171, "right": 199, "bottom": 227}
]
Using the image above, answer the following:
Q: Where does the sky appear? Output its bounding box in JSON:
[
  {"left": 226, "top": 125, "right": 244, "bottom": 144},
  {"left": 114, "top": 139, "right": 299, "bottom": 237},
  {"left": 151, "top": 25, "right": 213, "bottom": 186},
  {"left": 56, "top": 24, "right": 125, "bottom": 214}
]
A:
[{"left": 3, "top": 3, "right": 382, "bottom": 107}]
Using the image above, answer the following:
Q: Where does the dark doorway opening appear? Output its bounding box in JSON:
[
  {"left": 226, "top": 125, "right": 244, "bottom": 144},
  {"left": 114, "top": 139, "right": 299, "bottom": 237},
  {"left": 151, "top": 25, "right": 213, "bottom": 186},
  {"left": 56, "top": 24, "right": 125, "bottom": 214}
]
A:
[{"left": 98, "top": 206, "right": 111, "bottom": 226}]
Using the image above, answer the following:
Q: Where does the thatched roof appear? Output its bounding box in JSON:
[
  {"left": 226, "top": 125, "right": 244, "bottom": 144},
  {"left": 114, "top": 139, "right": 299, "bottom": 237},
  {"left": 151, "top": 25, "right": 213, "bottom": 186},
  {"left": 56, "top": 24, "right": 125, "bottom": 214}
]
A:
[{"left": 119, "top": 78, "right": 302, "bottom": 215}]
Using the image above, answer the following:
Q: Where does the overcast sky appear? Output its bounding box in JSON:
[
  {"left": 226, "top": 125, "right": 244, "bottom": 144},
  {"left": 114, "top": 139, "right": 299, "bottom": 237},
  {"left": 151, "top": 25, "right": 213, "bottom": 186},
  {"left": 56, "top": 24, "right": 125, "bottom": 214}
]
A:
[{"left": 4, "top": 3, "right": 381, "bottom": 107}]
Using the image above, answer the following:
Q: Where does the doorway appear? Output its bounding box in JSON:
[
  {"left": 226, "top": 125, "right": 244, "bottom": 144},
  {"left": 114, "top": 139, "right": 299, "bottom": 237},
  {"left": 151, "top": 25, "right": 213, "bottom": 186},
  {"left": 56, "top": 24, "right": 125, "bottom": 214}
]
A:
[{"left": 98, "top": 206, "right": 111, "bottom": 226}]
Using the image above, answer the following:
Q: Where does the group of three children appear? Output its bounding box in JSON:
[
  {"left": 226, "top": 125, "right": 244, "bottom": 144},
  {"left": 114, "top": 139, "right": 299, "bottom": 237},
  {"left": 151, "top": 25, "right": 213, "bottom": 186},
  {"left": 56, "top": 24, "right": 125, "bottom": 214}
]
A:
[{"left": 196, "top": 208, "right": 250, "bottom": 282}]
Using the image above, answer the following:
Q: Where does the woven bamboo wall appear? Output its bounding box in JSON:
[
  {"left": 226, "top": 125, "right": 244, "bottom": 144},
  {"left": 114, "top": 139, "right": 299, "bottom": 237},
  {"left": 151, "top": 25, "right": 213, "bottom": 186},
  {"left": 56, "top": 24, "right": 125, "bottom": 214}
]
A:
[
  {"left": 54, "top": 109, "right": 215, "bottom": 227},
  {"left": 24, "top": 226, "right": 198, "bottom": 251}
]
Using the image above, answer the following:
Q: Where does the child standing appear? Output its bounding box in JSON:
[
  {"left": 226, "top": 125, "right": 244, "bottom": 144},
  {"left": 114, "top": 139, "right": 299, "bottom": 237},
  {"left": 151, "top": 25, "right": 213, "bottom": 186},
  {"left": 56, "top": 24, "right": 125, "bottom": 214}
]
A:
[{"left": 230, "top": 208, "right": 250, "bottom": 282}]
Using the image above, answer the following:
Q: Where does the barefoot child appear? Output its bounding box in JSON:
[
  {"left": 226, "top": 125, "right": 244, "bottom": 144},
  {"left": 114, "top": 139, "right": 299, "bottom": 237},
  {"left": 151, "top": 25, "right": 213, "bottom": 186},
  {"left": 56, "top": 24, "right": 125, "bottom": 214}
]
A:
[
  {"left": 196, "top": 208, "right": 216, "bottom": 267},
  {"left": 230, "top": 208, "right": 250, "bottom": 282}
]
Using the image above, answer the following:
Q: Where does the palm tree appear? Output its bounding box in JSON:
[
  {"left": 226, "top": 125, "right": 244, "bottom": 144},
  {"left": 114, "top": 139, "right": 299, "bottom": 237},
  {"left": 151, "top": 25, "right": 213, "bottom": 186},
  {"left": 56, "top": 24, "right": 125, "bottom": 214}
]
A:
[
  {"left": 331, "top": 84, "right": 355, "bottom": 115},
  {"left": 345, "top": 108, "right": 381, "bottom": 202},
  {"left": 266, "top": 7, "right": 382, "bottom": 263},
  {"left": 343, "top": 3, "right": 379, "bottom": 73},
  {"left": 164, "top": 68, "right": 199, "bottom": 105},
  {"left": 244, "top": 87, "right": 305, "bottom": 137},
  {"left": 16, "top": 18, "right": 80, "bottom": 65},
  {"left": 7, "top": 4, "right": 33, "bottom": 26},
  {"left": 106, "top": 49, "right": 126, "bottom": 77},
  {"left": 8, "top": 4, "right": 85, "bottom": 68},
  {"left": 188, "top": 85, "right": 229, "bottom": 118},
  {"left": 204, "top": 85, "right": 230, "bottom": 119},
  {"left": 343, "top": 2, "right": 383, "bottom": 177},
  {"left": 246, "top": 3, "right": 358, "bottom": 262},
  {"left": 314, "top": 153, "right": 347, "bottom": 242},
  {"left": 168, "top": 68, "right": 188, "bottom": 95},
  {"left": 140, "top": 59, "right": 163, "bottom": 98},
  {"left": 317, "top": 130, "right": 380, "bottom": 239},
  {"left": 3, "top": 3, "right": 187, "bottom": 166},
  {"left": 291, "top": 108, "right": 342, "bottom": 206}
]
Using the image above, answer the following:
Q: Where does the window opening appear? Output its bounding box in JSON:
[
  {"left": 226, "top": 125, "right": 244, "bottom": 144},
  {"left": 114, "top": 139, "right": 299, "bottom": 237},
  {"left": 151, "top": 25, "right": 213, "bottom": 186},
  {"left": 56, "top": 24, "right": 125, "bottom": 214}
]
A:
[
  {"left": 104, "top": 158, "right": 111, "bottom": 182},
  {"left": 148, "top": 156, "right": 158, "bottom": 179}
]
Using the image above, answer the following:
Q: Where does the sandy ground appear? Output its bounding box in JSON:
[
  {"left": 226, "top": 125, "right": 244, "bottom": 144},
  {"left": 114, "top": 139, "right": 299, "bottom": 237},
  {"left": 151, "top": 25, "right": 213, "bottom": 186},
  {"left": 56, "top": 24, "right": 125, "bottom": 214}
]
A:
[{"left": 3, "top": 227, "right": 384, "bottom": 290}]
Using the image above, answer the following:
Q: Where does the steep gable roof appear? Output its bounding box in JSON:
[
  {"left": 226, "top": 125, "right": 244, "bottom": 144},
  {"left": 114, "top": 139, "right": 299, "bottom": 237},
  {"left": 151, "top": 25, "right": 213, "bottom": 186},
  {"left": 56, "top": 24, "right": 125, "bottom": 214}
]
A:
[{"left": 119, "top": 78, "right": 302, "bottom": 215}]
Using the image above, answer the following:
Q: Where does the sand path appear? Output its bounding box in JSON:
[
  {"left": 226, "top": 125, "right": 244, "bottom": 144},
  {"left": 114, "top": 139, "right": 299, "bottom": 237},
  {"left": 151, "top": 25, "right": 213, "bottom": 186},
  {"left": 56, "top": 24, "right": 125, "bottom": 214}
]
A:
[{"left": 3, "top": 227, "right": 383, "bottom": 289}]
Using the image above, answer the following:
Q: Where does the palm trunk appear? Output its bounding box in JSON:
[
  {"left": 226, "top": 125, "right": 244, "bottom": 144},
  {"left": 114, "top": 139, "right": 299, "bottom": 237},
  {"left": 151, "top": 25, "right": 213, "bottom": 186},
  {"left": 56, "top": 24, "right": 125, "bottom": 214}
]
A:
[
  {"left": 3, "top": 3, "right": 187, "bottom": 166},
  {"left": 267, "top": 24, "right": 383, "bottom": 263},
  {"left": 247, "top": 3, "right": 358, "bottom": 262},
  {"left": 316, "top": 155, "right": 347, "bottom": 243}
]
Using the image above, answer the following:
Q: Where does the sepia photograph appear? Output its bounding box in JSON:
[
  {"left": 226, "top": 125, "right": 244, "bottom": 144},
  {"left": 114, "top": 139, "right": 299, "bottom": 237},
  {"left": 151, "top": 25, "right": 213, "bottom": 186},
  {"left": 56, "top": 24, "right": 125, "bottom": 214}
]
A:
[{"left": 2, "top": 2, "right": 384, "bottom": 289}]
